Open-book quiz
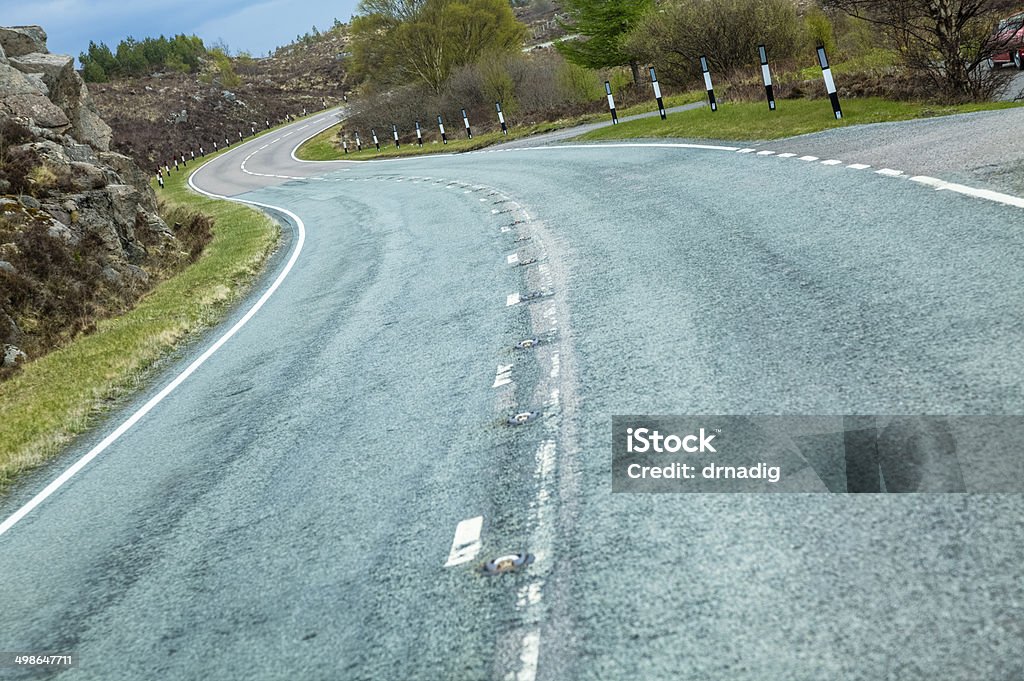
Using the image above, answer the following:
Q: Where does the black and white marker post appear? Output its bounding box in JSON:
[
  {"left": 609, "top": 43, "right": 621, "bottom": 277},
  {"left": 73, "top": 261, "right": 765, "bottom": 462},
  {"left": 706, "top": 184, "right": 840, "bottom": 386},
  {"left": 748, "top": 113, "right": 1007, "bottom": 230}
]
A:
[
  {"left": 342, "top": 137, "right": 349, "bottom": 154},
  {"left": 461, "top": 109, "right": 472, "bottom": 139},
  {"left": 438, "top": 115, "right": 448, "bottom": 144},
  {"left": 174, "top": 159, "right": 179, "bottom": 172},
  {"left": 496, "top": 102, "right": 508, "bottom": 134},
  {"left": 700, "top": 56, "right": 717, "bottom": 112},
  {"left": 181, "top": 153, "right": 187, "bottom": 167},
  {"left": 199, "top": 146, "right": 205, "bottom": 157},
  {"left": 392, "top": 123, "right": 400, "bottom": 148},
  {"left": 415, "top": 120, "right": 423, "bottom": 146},
  {"left": 238, "top": 131, "right": 243, "bottom": 141},
  {"left": 649, "top": 66, "right": 666, "bottom": 120},
  {"left": 355, "top": 131, "right": 362, "bottom": 151},
  {"left": 213, "top": 140, "right": 218, "bottom": 152},
  {"left": 371, "top": 128, "right": 380, "bottom": 151},
  {"left": 250, "top": 125, "right": 256, "bottom": 137},
  {"left": 157, "top": 173, "right": 164, "bottom": 189},
  {"left": 190, "top": 150, "right": 195, "bottom": 161},
  {"left": 605, "top": 81, "right": 618, "bottom": 124},
  {"left": 758, "top": 45, "right": 776, "bottom": 111},
  {"left": 817, "top": 45, "right": 842, "bottom": 120},
  {"left": 265, "top": 119, "right": 270, "bottom": 130}
]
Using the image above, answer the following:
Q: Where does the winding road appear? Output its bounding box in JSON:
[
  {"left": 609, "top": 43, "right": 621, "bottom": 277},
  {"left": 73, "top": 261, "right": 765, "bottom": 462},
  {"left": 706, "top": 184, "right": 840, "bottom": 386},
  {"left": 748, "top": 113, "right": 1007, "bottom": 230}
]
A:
[{"left": 1, "top": 107, "right": 1023, "bottom": 680}]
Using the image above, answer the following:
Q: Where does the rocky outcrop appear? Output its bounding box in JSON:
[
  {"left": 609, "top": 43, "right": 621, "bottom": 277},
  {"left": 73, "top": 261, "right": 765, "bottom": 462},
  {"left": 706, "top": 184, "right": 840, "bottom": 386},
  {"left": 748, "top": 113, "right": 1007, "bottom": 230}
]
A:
[
  {"left": 0, "top": 25, "right": 111, "bottom": 150},
  {"left": 0, "top": 24, "right": 177, "bottom": 372}
]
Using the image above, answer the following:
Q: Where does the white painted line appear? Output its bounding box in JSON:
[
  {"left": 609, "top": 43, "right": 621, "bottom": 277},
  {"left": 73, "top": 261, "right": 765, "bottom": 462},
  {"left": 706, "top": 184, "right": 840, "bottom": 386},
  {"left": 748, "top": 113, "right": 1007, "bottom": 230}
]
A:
[
  {"left": 847, "top": 163, "right": 871, "bottom": 170},
  {"left": 491, "top": 209, "right": 500, "bottom": 214},
  {"left": 737, "top": 148, "right": 756, "bottom": 154},
  {"left": 821, "top": 159, "right": 843, "bottom": 166},
  {"left": 507, "top": 253, "right": 520, "bottom": 265},
  {"left": 909, "top": 176, "right": 1024, "bottom": 209},
  {"left": 493, "top": 363, "right": 513, "bottom": 388},
  {"left": 444, "top": 516, "right": 483, "bottom": 567},
  {"left": 480, "top": 198, "right": 488, "bottom": 202},
  {"left": 516, "top": 631, "right": 540, "bottom": 681},
  {"left": 876, "top": 168, "right": 904, "bottom": 177},
  {"left": 756, "top": 150, "right": 775, "bottom": 156},
  {"left": 777, "top": 153, "right": 797, "bottom": 158},
  {"left": 507, "top": 293, "right": 521, "bottom": 306},
  {"left": 798, "top": 155, "right": 819, "bottom": 162},
  {"left": 0, "top": 161, "right": 308, "bottom": 539}
]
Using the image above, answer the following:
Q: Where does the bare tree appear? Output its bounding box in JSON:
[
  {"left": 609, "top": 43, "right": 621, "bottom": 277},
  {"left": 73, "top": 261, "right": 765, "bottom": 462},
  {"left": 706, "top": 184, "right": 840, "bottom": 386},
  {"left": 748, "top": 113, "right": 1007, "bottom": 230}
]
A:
[{"left": 823, "top": 0, "right": 1018, "bottom": 101}]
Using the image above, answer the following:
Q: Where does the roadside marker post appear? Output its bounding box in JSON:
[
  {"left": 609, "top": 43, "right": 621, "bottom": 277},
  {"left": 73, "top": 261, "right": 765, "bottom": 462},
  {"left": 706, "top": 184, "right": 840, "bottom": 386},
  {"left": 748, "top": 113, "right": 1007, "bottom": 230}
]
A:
[
  {"left": 393, "top": 123, "right": 400, "bottom": 148},
  {"left": 817, "top": 46, "right": 842, "bottom": 119},
  {"left": 700, "top": 56, "right": 717, "bottom": 111},
  {"left": 174, "top": 159, "right": 179, "bottom": 172},
  {"left": 238, "top": 131, "right": 243, "bottom": 141},
  {"left": 303, "top": 107, "right": 307, "bottom": 116},
  {"left": 190, "top": 150, "right": 195, "bottom": 161},
  {"left": 462, "top": 109, "right": 473, "bottom": 139},
  {"left": 496, "top": 102, "right": 508, "bottom": 134},
  {"left": 605, "top": 81, "right": 618, "bottom": 124},
  {"left": 250, "top": 125, "right": 256, "bottom": 137},
  {"left": 342, "top": 137, "right": 349, "bottom": 154},
  {"left": 355, "top": 131, "right": 362, "bottom": 151},
  {"left": 372, "top": 128, "right": 380, "bottom": 151},
  {"left": 199, "top": 146, "right": 204, "bottom": 157},
  {"left": 157, "top": 174, "right": 164, "bottom": 189},
  {"left": 759, "top": 45, "right": 776, "bottom": 111},
  {"left": 438, "top": 115, "right": 448, "bottom": 144},
  {"left": 213, "top": 140, "right": 218, "bottom": 152},
  {"left": 649, "top": 66, "right": 666, "bottom": 120},
  {"left": 415, "top": 120, "right": 423, "bottom": 146},
  {"left": 181, "top": 154, "right": 187, "bottom": 167}
]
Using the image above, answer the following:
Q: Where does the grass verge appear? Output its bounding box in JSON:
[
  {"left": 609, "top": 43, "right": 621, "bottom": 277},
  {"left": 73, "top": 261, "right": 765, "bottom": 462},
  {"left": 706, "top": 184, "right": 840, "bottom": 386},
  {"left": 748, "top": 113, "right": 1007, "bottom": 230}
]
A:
[
  {"left": 577, "top": 96, "right": 1023, "bottom": 142},
  {"left": 295, "top": 91, "right": 706, "bottom": 161},
  {"left": 0, "top": 149, "right": 280, "bottom": 493}
]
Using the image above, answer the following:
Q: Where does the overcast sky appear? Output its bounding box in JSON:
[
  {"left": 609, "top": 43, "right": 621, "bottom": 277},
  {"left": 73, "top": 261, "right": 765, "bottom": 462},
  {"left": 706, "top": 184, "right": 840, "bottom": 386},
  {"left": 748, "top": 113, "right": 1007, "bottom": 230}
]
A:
[{"left": 0, "top": 0, "right": 362, "bottom": 60}]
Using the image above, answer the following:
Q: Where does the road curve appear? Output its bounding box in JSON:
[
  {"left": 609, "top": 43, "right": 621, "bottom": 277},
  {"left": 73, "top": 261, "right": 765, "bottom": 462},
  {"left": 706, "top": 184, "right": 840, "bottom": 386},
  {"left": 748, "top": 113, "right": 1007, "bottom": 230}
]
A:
[{"left": 1, "top": 109, "right": 1023, "bottom": 681}]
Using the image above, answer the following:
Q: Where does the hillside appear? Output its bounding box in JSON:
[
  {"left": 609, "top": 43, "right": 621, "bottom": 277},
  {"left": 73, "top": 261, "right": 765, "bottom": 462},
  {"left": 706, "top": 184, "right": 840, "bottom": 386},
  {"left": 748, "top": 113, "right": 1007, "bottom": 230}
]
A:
[{"left": 89, "top": 26, "right": 351, "bottom": 172}]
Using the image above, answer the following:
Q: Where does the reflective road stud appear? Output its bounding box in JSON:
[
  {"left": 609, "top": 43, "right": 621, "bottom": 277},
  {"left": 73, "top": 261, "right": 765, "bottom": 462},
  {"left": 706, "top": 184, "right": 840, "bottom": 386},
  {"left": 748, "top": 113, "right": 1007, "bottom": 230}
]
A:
[
  {"left": 759, "top": 45, "right": 776, "bottom": 111},
  {"left": 438, "top": 115, "right": 448, "bottom": 144},
  {"left": 462, "top": 109, "right": 472, "bottom": 139},
  {"left": 415, "top": 120, "right": 423, "bottom": 146},
  {"left": 817, "top": 46, "right": 842, "bottom": 120},
  {"left": 700, "top": 56, "right": 717, "bottom": 112},
  {"left": 649, "top": 66, "right": 666, "bottom": 120},
  {"left": 496, "top": 102, "right": 508, "bottom": 134},
  {"left": 605, "top": 81, "right": 618, "bottom": 124}
]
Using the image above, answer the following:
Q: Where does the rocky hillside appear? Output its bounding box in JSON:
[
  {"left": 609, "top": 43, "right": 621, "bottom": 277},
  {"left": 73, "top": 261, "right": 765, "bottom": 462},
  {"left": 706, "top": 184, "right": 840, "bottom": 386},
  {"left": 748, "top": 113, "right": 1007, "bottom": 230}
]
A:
[
  {"left": 0, "top": 25, "right": 199, "bottom": 378},
  {"left": 89, "top": 27, "right": 351, "bottom": 172}
]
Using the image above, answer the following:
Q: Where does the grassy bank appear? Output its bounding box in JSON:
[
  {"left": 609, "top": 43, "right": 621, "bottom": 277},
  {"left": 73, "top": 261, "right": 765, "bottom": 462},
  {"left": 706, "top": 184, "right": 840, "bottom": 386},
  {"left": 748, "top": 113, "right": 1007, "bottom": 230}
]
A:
[
  {"left": 295, "top": 91, "right": 705, "bottom": 161},
  {"left": 577, "top": 97, "right": 1023, "bottom": 142},
  {"left": 0, "top": 149, "right": 280, "bottom": 492}
]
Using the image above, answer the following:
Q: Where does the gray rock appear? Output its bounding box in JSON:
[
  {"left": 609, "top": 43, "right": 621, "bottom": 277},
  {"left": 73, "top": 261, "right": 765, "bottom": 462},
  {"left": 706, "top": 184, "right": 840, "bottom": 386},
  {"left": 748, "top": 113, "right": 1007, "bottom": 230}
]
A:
[
  {"left": 222, "top": 90, "right": 236, "bottom": 102},
  {"left": 0, "top": 260, "right": 14, "bottom": 274},
  {"left": 18, "top": 195, "right": 40, "bottom": 209},
  {"left": 125, "top": 265, "right": 149, "bottom": 284},
  {"left": 11, "top": 140, "right": 71, "bottom": 171},
  {"left": 0, "top": 26, "right": 47, "bottom": 58},
  {"left": 0, "top": 179, "right": 10, "bottom": 193},
  {"left": 67, "top": 143, "right": 98, "bottom": 164},
  {"left": 98, "top": 151, "right": 158, "bottom": 212},
  {"left": 69, "top": 161, "right": 106, "bottom": 191},
  {"left": 0, "top": 37, "right": 6, "bottom": 65},
  {"left": 22, "top": 72, "right": 47, "bottom": 95},
  {"left": 169, "top": 109, "right": 188, "bottom": 124},
  {"left": 101, "top": 265, "right": 122, "bottom": 284},
  {"left": 47, "top": 220, "right": 73, "bottom": 243},
  {"left": 8, "top": 52, "right": 72, "bottom": 80},
  {"left": 0, "top": 63, "right": 70, "bottom": 128},
  {"left": 2, "top": 344, "right": 27, "bottom": 368},
  {"left": 0, "top": 310, "right": 20, "bottom": 343}
]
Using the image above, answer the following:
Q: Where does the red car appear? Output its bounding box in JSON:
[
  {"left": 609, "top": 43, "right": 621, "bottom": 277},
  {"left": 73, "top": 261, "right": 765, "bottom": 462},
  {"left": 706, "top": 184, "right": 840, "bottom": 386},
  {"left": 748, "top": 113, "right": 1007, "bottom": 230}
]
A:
[{"left": 991, "top": 11, "right": 1024, "bottom": 69}]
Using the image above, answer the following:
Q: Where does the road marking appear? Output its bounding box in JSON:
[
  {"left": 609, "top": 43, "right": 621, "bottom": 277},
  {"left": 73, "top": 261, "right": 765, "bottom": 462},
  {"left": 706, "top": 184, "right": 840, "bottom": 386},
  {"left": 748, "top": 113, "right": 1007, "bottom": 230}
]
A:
[
  {"left": 756, "top": 150, "right": 775, "bottom": 156},
  {"left": 444, "top": 516, "right": 483, "bottom": 567},
  {"left": 798, "top": 155, "right": 819, "bottom": 162},
  {"left": 514, "top": 631, "right": 540, "bottom": 681},
  {"left": 507, "top": 293, "right": 521, "bottom": 306},
  {"left": 737, "top": 148, "right": 756, "bottom": 154},
  {"left": 777, "top": 152, "right": 797, "bottom": 158},
  {"left": 847, "top": 163, "right": 871, "bottom": 170},
  {"left": 876, "top": 168, "right": 904, "bottom": 177},
  {"left": 507, "top": 253, "right": 520, "bottom": 265},
  {"left": 493, "top": 364, "right": 513, "bottom": 388},
  {"left": 909, "top": 175, "right": 1024, "bottom": 209},
  {"left": 0, "top": 162, "right": 308, "bottom": 539},
  {"left": 821, "top": 159, "right": 843, "bottom": 166}
]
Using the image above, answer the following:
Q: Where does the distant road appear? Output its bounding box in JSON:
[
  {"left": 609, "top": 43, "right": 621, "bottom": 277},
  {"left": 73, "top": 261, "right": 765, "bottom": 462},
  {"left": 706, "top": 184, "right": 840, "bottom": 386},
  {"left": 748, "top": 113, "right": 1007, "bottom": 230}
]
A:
[{"left": 1, "top": 106, "right": 1023, "bottom": 680}]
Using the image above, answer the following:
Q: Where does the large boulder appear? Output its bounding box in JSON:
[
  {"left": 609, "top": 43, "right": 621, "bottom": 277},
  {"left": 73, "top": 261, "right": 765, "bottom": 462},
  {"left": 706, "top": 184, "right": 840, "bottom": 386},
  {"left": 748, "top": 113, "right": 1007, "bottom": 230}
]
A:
[
  {"left": 8, "top": 52, "right": 72, "bottom": 80},
  {"left": 0, "top": 62, "right": 69, "bottom": 129},
  {"left": 0, "top": 26, "right": 47, "bottom": 58},
  {"left": 0, "top": 38, "right": 7, "bottom": 65},
  {"left": 99, "top": 151, "right": 159, "bottom": 212}
]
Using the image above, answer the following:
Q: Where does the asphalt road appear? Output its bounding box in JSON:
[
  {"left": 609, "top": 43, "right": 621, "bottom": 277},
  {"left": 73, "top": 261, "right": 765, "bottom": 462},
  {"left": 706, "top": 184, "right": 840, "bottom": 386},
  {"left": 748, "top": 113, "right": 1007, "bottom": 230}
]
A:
[{"left": 1, "top": 108, "right": 1023, "bottom": 680}]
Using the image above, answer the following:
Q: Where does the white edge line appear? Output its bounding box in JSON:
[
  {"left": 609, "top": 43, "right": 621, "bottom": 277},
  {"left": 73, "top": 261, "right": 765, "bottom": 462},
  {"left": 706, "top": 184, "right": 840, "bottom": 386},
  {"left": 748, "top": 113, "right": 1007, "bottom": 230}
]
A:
[
  {"left": 0, "top": 152, "right": 307, "bottom": 538},
  {"left": 910, "top": 176, "right": 1024, "bottom": 209}
]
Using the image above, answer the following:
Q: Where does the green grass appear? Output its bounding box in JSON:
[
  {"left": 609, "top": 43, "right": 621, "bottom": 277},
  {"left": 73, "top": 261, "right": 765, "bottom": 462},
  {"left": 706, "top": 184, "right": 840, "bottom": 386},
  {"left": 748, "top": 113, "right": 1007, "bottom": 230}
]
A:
[
  {"left": 295, "top": 91, "right": 706, "bottom": 162},
  {"left": 577, "top": 97, "right": 1024, "bottom": 143},
  {"left": 0, "top": 141, "right": 282, "bottom": 493}
]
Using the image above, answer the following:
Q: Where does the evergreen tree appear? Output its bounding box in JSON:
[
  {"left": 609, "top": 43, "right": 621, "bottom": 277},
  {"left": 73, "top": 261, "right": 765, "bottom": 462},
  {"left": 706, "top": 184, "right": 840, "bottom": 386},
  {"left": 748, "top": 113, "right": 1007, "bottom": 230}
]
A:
[{"left": 556, "top": 0, "right": 653, "bottom": 85}]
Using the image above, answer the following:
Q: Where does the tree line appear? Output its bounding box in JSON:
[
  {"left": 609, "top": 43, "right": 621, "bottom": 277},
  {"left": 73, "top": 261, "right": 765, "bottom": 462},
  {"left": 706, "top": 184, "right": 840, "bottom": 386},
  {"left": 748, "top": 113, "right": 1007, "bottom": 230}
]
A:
[{"left": 79, "top": 35, "right": 208, "bottom": 82}]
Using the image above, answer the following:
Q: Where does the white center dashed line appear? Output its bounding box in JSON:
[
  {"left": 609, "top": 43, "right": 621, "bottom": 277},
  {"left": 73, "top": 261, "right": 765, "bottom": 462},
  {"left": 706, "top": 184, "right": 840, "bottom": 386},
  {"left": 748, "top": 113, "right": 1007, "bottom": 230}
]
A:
[
  {"left": 444, "top": 516, "right": 484, "bottom": 567},
  {"left": 876, "top": 168, "right": 904, "bottom": 177},
  {"left": 798, "top": 155, "right": 820, "bottom": 162},
  {"left": 847, "top": 163, "right": 871, "bottom": 170}
]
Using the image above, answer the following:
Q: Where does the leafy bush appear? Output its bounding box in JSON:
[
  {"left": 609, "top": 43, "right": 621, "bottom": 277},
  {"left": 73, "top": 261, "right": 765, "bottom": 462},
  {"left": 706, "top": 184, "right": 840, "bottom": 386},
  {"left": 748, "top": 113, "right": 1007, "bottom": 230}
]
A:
[{"left": 625, "top": 0, "right": 803, "bottom": 86}]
